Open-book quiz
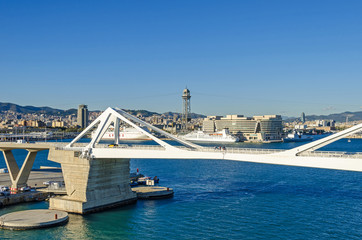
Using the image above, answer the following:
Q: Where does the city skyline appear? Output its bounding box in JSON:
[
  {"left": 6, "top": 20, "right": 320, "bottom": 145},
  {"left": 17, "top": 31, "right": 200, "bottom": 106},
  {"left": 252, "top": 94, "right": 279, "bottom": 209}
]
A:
[{"left": 1, "top": 1, "right": 362, "bottom": 117}]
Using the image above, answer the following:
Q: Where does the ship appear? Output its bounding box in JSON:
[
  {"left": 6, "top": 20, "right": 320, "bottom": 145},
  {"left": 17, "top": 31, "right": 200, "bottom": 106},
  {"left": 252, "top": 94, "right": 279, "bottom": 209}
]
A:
[
  {"left": 282, "top": 131, "right": 313, "bottom": 142},
  {"left": 93, "top": 127, "right": 151, "bottom": 141},
  {"left": 181, "top": 129, "right": 239, "bottom": 143}
]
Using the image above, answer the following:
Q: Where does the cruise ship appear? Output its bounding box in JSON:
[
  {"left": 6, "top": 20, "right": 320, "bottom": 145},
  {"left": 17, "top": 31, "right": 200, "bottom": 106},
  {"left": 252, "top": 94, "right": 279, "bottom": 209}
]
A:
[
  {"left": 93, "top": 127, "right": 151, "bottom": 141},
  {"left": 181, "top": 129, "right": 239, "bottom": 143}
]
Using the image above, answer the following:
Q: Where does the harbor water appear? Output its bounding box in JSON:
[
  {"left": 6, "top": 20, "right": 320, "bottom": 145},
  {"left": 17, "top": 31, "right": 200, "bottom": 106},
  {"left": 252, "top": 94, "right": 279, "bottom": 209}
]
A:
[{"left": 0, "top": 138, "right": 361, "bottom": 239}]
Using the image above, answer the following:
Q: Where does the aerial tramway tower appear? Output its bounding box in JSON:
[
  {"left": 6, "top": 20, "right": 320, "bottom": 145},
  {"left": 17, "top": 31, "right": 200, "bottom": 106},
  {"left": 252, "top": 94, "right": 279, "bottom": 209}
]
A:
[{"left": 182, "top": 88, "right": 191, "bottom": 130}]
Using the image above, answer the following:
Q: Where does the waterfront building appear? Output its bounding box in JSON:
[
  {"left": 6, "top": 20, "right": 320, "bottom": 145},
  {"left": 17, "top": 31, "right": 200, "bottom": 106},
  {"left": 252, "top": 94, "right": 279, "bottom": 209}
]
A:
[
  {"left": 203, "top": 114, "right": 283, "bottom": 142},
  {"left": 77, "top": 104, "right": 89, "bottom": 128}
]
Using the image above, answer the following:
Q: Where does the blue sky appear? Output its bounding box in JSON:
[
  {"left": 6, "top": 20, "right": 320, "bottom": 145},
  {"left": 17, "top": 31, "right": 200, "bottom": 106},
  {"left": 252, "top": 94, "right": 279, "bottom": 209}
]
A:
[{"left": 1, "top": 1, "right": 362, "bottom": 117}]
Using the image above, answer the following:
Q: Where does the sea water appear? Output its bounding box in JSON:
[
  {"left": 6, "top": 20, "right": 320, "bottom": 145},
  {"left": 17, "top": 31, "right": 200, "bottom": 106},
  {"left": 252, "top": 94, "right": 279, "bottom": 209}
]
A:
[{"left": 0, "top": 138, "right": 361, "bottom": 239}]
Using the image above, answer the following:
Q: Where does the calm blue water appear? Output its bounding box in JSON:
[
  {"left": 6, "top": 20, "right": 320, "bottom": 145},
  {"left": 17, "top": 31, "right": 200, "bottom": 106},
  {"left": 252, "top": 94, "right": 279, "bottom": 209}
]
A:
[{"left": 0, "top": 138, "right": 361, "bottom": 239}]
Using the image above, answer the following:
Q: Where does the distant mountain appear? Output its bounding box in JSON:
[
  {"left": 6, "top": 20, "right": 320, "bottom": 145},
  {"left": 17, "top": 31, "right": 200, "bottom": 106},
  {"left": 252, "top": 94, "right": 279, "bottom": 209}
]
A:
[
  {"left": 0, "top": 102, "right": 206, "bottom": 119},
  {"left": 124, "top": 109, "right": 159, "bottom": 117},
  {"left": 286, "top": 111, "right": 362, "bottom": 123},
  {"left": 162, "top": 111, "right": 206, "bottom": 119},
  {"left": 0, "top": 102, "right": 77, "bottom": 116}
]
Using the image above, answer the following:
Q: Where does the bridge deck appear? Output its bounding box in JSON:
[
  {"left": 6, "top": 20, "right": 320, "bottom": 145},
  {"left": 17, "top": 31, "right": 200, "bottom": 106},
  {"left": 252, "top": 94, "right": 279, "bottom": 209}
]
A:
[
  {"left": 0, "top": 142, "right": 52, "bottom": 150},
  {"left": 1, "top": 141, "right": 361, "bottom": 160},
  {"left": 55, "top": 143, "right": 362, "bottom": 159}
]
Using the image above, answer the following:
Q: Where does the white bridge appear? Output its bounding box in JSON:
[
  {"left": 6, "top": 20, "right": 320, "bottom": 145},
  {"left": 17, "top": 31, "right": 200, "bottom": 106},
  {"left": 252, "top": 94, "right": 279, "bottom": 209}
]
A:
[
  {"left": 62, "top": 107, "right": 362, "bottom": 172},
  {"left": 1, "top": 107, "right": 362, "bottom": 214}
]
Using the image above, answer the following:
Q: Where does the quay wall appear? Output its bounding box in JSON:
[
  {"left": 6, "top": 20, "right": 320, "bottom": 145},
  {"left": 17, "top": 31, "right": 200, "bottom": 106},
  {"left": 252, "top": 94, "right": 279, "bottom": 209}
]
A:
[{"left": 0, "top": 192, "right": 48, "bottom": 207}]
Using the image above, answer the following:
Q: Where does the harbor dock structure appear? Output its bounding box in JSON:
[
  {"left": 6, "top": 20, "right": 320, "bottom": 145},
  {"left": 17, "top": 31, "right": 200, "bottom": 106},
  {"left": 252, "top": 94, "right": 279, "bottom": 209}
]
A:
[
  {"left": 0, "top": 169, "right": 63, "bottom": 207},
  {"left": 132, "top": 186, "right": 174, "bottom": 199},
  {"left": 0, "top": 192, "right": 48, "bottom": 207},
  {"left": 0, "top": 209, "right": 68, "bottom": 230}
]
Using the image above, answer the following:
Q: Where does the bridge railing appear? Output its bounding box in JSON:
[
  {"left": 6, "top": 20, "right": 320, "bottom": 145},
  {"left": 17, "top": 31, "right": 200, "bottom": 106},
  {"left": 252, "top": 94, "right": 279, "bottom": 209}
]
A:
[
  {"left": 298, "top": 151, "right": 362, "bottom": 159},
  {"left": 55, "top": 143, "right": 167, "bottom": 151},
  {"left": 98, "top": 144, "right": 166, "bottom": 151},
  {"left": 179, "top": 146, "right": 285, "bottom": 154},
  {"left": 53, "top": 142, "right": 362, "bottom": 159},
  {"left": 190, "top": 146, "right": 362, "bottom": 158}
]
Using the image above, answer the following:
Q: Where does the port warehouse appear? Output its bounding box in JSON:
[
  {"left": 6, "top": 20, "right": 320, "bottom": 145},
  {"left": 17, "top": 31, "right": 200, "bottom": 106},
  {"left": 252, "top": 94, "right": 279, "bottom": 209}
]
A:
[{"left": 203, "top": 115, "right": 283, "bottom": 142}]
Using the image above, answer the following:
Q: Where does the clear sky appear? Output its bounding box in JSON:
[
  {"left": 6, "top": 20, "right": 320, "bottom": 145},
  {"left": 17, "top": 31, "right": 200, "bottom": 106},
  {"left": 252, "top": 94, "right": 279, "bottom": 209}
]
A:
[{"left": 1, "top": 1, "right": 362, "bottom": 117}]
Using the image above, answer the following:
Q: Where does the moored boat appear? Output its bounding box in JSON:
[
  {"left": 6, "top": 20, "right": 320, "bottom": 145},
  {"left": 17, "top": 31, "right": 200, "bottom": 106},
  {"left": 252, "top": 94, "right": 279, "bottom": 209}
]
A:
[
  {"left": 181, "top": 129, "right": 239, "bottom": 143},
  {"left": 283, "top": 131, "right": 313, "bottom": 142}
]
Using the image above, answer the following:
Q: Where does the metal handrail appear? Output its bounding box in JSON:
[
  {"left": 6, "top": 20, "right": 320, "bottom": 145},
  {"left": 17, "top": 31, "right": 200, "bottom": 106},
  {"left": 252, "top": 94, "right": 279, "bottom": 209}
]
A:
[
  {"left": 178, "top": 146, "right": 284, "bottom": 154},
  {"left": 299, "top": 151, "right": 362, "bottom": 159},
  {"left": 54, "top": 142, "right": 362, "bottom": 159},
  {"left": 96, "top": 144, "right": 166, "bottom": 151}
]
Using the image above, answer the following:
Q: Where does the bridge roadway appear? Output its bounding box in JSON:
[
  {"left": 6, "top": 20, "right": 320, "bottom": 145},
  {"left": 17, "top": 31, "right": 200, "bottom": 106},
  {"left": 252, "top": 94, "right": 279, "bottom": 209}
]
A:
[
  {"left": 56, "top": 142, "right": 362, "bottom": 172},
  {"left": 0, "top": 142, "right": 52, "bottom": 190},
  {"left": 0, "top": 138, "right": 362, "bottom": 178},
  {"left": 0, "top": 142, "right": 51, "bottom": 151}
]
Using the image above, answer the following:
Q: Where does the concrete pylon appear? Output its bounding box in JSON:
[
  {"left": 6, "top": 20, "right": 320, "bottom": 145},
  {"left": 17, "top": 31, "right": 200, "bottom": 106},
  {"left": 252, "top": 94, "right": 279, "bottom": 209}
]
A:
[
  {"left": 48, "top": 148, "right": 137, "bottom": 214},
  {"left": 1, "top": 149, "right": 38, "bottom": 189}
]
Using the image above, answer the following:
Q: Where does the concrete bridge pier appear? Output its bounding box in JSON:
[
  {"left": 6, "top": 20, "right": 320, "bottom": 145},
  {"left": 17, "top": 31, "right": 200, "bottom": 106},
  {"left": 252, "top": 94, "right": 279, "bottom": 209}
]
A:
[
  {"left": 0, "top": 149, "right": 39, "bottom": 190},
  {"left": 48, "top": 148, "right": 137, "bottom": 214}
]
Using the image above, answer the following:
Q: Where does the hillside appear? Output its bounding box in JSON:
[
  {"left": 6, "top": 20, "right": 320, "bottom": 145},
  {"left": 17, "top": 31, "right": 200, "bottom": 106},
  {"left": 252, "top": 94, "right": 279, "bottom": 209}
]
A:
[
  {"left": 162, "top": 111, "right": 206, "bottom": 119},
  {"left": 0, "top": 102, "right": 77, "bottom": 115},
  {"left": 0, "top": 102, "right": 205, "bottom": 119},
  {"left": 306, "top": 111, "right": 362, "bottom": 122},
  {"left": 286, "top": 111, "right": 362, "bottom": 122}
]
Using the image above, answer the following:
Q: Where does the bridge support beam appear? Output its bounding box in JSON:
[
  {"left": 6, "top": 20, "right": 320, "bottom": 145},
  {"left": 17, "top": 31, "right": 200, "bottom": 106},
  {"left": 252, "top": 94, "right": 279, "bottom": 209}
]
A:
[
  {"left": 0, "top": 149, "right": 38, "bottom": 189},
  {"left": 48, "top": 148, "right": 137, "bottom": 214}
]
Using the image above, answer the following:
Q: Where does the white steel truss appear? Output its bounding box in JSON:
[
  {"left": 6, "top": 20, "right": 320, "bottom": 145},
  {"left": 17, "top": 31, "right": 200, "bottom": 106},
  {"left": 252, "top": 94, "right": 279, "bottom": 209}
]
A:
[
  {"left": 66, "top": 107, "right": 202, "bottom": 153},
  {"left": 62, "top": 107, "right": 362, "bottom": 172}
]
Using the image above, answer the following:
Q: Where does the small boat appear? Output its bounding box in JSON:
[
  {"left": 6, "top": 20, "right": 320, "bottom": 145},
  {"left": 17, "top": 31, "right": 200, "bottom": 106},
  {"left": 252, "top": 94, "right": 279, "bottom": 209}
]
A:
[
  {"left": 283, "top": 131, "right": 313, "bottom": 142},
  {"left": 130, "top": 180, "right": 139, "bottom": 187},
  {"left": 137, "top": 176, "right": 159, "bottom": 185}
]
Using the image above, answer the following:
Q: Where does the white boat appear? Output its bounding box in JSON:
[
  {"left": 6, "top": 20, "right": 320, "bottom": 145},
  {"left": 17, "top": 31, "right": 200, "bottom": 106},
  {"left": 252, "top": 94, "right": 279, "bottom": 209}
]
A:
[
  {"left": 93, "top": 127, "right": 151, "bottom": 141},
  {"left": 283, "top": 131, "right": 313, "bottom": 142},
  {"left": 181, "top": 129, "right": 239, "bottom": 143}
]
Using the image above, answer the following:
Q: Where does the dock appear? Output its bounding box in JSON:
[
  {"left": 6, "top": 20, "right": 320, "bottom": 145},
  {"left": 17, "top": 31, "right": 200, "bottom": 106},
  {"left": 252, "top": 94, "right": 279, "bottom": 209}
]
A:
[
  {"left": 0, "top": 209, "right": 68, "bottom": 230},
  {"left": 0, "top": 168, "right": 64, "bottom": 207},
  {"left": 132, "top": 186, "right": 174, "bottom": 199},
  {"left": 0, "top": 191, "right": 48, "bottom": 207}
]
